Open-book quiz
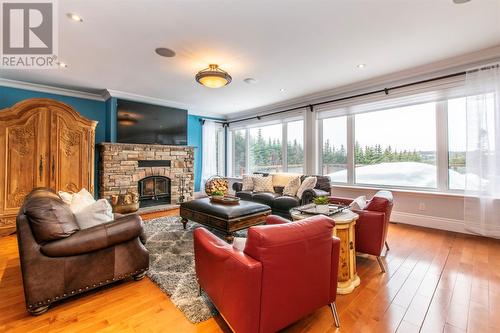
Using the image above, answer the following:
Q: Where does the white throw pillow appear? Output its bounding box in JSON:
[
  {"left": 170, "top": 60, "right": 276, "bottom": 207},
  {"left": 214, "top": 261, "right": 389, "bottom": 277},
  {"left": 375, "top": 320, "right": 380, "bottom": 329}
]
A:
[
  {"left": 350, "top": 196, "right": 367, "bottom": 210},
  {"left": 69, "top": 188, "right": 96, "bottom": 214},
  {"left": 58, "top": 191, "right": 74, "bottom": 205},
  {"left": 296, "top": 177, "right": 317, "bottom": 199},
  {"left": 241, "top": 174, "right": 262, "bottom": 191},
  {"left": 73, "top": 199, "right": 114, "bottom": 230},
  {"left": 253, "top": 176, "right": 274, "bottom": 192},
  {"left": 283, "top": 176, "right": 301, "bottom": 197},
  {"left": 232, "top": 237, "right": 247, "bottom": 252}
]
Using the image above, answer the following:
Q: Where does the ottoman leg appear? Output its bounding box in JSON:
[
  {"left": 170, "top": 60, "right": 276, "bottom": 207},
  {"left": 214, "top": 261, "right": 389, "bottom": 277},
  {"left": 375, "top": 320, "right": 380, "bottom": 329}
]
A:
[
  {"left": 225, "top": 232, "right": 234, "bottom": 243},
  {"left": 181, "top": 217, "right": 188, "bottom": 230}
]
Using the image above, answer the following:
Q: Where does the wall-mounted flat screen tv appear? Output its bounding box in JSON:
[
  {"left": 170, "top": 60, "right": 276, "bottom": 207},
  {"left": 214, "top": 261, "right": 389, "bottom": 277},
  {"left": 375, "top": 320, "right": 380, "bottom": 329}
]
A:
[{"left": 117, "top": 99, "right": 188, "bottom": 145}]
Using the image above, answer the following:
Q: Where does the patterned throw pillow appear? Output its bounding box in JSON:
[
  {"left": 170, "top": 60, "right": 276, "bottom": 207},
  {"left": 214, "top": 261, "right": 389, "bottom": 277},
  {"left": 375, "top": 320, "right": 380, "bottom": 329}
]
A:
[
  {"left": 283, "top": 176, "right": 301, "bottom": 197},
  {"left": 253, "top": 176, "right": 274, "bottom": 192},
  {"left": 242, "top": 174, "right": 261, "bottom": 191},
  {"left": 296, "top": 176, "right": 317, "bottom": 199}
]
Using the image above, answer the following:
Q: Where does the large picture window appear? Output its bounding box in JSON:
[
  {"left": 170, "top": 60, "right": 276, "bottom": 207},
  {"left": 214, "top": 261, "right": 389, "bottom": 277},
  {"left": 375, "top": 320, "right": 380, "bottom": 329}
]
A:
[
  {"left": 229, "top": 118, "right": 304, "bottom": 177},
  {"left": 317, "top": 94, "right": 477, "bottom": 193},
  {"left": 354, "top": 103, "right": 437, "bottom": 188},
  {"left": 249, "top": 124, "right": 283, "bottom": 173}
]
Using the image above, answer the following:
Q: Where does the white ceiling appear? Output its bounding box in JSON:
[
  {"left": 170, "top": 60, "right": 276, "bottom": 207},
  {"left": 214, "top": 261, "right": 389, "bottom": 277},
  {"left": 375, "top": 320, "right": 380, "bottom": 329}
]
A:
[{"left": 1, "top": 0, "right": 500, "bottom": 117}]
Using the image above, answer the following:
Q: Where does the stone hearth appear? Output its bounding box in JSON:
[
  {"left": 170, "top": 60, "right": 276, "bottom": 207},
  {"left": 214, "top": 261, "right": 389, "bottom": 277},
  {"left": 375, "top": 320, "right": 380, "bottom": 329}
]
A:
[{"left": 98, "top": 143, "right": 194, "bottom": 204}]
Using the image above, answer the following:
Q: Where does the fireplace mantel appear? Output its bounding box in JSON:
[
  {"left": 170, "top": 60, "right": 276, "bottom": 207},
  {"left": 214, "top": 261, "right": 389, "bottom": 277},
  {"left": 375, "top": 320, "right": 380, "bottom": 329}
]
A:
[{"left": 98, "top": 143, "right": 194, "bottom": 204}]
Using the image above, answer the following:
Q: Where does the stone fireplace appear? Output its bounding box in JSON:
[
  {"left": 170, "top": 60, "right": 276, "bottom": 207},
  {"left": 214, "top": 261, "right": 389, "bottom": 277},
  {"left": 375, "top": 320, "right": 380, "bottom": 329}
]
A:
[{"left": 98, "top": 143, "right": 194, "bottom": 205}]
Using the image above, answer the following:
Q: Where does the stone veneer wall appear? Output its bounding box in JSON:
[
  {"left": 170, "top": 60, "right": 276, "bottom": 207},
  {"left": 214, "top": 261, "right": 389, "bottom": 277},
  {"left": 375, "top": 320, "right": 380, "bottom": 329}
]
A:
[{"left": 98, "top": 143, "right": 194, "bottom": 203}]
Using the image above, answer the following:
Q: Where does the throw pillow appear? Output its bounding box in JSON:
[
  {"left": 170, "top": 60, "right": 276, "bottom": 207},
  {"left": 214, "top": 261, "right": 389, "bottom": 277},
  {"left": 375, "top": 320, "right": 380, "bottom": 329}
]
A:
[
  {"left": 69, "top": 188, "right": 96, "bottom": 214},
  {"left": 232, "top": 237, "right": 247, "bottom": 252},
  {"left": 241, "top": 174, "right": 261, "bottom": 191},
  {"left": 296, "top": 176, "right": 317, "bottom": 199},
  {"left": 253, "top": 176, "right": 274, "bottom": 192},
  {"left": 283, "top": 176, "right": 301, "bottom": 197},
  {"left": 73, "top": 199, "right": 114, "bottom": 230},
  {"left": 58, "top": 191, "right": 74, "bottom": 205},
  {"left": 350, "top": 196, "right": 367, "bottom": 210}
]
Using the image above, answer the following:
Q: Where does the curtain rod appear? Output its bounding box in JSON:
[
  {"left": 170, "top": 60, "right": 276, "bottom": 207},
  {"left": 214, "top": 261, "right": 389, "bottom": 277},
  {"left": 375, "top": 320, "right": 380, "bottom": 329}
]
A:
[{"left": 224, "top": 70, "right": 466, "bottom": 126}]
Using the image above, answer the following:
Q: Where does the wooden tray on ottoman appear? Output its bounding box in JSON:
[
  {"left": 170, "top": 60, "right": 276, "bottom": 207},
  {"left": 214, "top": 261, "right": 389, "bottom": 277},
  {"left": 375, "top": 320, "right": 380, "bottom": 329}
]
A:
[
  {"left": 180, "top": 198, "right": 271, "bottom": 242},
  {"left": 209, "top": 196, "right": 240, "bottom": 205}
]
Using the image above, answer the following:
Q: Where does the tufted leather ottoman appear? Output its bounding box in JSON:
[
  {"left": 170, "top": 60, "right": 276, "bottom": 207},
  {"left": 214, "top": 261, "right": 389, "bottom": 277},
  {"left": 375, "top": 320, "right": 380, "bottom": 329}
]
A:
[{"left": 180, "top": 198, "right": 272, "bottom": 242}]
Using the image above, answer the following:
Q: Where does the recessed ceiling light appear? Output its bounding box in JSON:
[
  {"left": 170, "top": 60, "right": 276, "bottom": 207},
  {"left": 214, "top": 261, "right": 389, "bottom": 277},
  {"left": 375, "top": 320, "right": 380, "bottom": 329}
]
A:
[
  {"left": 56, "top": 62, "right": 68, "bottom": 68},
  {"left": 67, "top": 13, "right": 83, "bottom": 22},
  {"left": 244, "top": 78, "right": 258, "bottom": 84},
  {"left": 356, "top": 63, "right": 366, "bottom": 69},
  {"left": 155, "top": 47, "right": 176, "bottom": 58},
  {"left": 453, "top": 0, "right": 470, "bottom": 4},
  {"left": 280, "top": 88, "right": 286, "bottom": 92}
]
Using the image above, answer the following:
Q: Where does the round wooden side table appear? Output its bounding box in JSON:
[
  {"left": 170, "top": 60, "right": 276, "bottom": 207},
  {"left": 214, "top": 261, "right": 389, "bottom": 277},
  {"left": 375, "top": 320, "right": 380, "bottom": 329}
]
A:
[{"left": 290, "top": 209, "right": 360, "bottom": 294}]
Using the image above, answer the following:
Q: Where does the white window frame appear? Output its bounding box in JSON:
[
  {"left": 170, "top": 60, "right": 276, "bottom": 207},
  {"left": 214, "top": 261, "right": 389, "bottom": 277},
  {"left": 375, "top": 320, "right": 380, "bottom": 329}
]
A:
[
  {"left": 228, "top": 116, "right": 305, "bottom": 177},
  {"left": 317, "top": 97, "right": 468, "bottom": 194}
]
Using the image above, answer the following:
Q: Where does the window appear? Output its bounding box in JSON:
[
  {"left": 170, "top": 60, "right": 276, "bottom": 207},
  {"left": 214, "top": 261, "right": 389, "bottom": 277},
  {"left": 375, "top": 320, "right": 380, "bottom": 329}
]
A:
[
  {"left": 215, "top": 127, "right": 225, "bottom": 176},
  {"left": 287, "top": 120, "right": 304, "bottom": 173},
  {"left": 249, "top": 124, "right": 283, "bottom": 173},
  {"left": 228, "top": 118, "right": 304, "bottom": 177},
  {"left": 321, "top": 116, "right": 347, "bottom": 182},
  {"left": 447, "top": 98, "right": 466, "bottom": 190},
  {"left": 231, "top": 129, "right": 246, "bottom": 177},
  {"left": 354, "top": 103, "right": 437, "bottom": 188}
]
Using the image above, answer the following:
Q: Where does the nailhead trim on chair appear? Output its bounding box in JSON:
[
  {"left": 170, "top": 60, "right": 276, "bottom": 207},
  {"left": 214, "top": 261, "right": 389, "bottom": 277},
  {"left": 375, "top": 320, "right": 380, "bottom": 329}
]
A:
[{"left": 27, "top": 267, "right": 149, "bottom": 311}]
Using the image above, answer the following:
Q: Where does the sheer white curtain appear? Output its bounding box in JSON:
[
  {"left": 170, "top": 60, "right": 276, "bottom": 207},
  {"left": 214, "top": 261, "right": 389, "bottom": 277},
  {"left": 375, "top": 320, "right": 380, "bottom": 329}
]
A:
[
  {"left": 201, "top": 120, "right": 217, "bottom": 193},
  {"left": 464, "top": 64, "right": 500, "bottom": 238}
]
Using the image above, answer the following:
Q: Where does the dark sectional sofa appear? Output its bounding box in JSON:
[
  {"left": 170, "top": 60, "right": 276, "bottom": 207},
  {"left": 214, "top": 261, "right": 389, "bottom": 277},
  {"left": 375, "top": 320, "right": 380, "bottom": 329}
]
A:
[{"left": 232, "top": 174, "right": 331, "bottom": 218}]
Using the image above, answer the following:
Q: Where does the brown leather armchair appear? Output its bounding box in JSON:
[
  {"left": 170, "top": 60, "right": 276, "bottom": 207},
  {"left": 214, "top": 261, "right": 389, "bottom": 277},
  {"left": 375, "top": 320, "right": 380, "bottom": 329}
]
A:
[{"left": 16, "top": 188, "right": 149, "bottom": 315}]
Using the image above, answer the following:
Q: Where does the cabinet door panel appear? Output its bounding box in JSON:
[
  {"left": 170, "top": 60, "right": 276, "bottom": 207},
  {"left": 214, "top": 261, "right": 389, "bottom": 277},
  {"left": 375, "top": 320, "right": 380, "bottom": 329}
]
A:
[
  {"left": 50, "top": 110, "right": 93, "bottom": 193},
  {"left": 1, "top": 110, "right": 48, "bottom": 213}
]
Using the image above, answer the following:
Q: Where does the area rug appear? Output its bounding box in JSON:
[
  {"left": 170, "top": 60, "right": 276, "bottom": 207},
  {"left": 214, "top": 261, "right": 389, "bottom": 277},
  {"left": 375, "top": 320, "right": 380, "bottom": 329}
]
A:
[{"left": 142, "top": 216, "right": 246, "bottom": 323}]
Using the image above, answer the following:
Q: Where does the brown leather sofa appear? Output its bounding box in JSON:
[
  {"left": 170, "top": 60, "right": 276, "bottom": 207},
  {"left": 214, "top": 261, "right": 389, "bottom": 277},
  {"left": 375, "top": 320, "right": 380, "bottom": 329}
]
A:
[{"left": 16, "top": 188, "right": 149, "bottom": 315}]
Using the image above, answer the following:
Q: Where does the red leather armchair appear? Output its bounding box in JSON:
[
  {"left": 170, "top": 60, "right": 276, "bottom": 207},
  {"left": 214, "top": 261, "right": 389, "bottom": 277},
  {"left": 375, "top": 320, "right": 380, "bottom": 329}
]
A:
[
  {"left": 194, "top": 215, "right": 341, "bottom": 333},
  {"left": 329, "top": 190, "right": 393, "bottom": 272}
]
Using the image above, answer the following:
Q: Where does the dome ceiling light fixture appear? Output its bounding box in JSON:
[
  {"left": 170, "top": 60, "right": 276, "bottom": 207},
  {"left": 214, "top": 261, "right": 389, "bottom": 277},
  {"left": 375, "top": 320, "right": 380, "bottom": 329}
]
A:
[{"left": 195, "top": 64, "right": 232, "bottom": 88}]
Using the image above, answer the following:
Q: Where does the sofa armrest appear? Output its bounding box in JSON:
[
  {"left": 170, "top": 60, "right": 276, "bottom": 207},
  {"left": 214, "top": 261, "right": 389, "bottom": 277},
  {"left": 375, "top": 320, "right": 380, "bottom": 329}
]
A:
[
  {"left": 329, "top": 196, "right": 354, "bottom": 206},
  {"left": 41, "top": 214, "right": 143, "bottom": 257},
  {"left": 232, "top": 182, "right": 243, "bottom": 192},
  {"left": 266, "top": 215, "right": 290, "bottom": 225},
  {"left": 301, "top": 188, "right": 330, "bottom": 205}
]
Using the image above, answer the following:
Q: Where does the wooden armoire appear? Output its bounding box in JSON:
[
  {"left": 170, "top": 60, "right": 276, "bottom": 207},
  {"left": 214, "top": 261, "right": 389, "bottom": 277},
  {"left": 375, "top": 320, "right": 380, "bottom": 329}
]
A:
[{"left": 0, "top": 98, "right": 97, "bottom": 236}]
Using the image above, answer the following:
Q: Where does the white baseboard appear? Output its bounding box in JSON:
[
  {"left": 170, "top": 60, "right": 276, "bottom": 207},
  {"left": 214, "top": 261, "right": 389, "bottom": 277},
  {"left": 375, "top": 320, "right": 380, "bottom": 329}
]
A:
[{"left": 390, "top": 211, "right": 471, "bottom": 235}]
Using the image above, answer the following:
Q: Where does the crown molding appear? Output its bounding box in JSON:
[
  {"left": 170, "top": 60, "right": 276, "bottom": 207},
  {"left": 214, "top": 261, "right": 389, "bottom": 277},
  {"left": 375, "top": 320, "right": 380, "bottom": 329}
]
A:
[
  {"left": 226, "top": 45, "right": 500, "bottom": 121},
  {"left": 106, "top": 89, "right": 226, "bottom": 118},
  {"left": 0, "top": 78, "right": 106, "bottom": 101}
]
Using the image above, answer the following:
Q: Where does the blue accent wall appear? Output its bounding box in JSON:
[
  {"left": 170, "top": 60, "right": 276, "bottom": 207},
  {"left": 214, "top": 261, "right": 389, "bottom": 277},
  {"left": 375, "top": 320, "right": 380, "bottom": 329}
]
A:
[{"left": 0, "top": 85, "right": 224, "bottom": 193}]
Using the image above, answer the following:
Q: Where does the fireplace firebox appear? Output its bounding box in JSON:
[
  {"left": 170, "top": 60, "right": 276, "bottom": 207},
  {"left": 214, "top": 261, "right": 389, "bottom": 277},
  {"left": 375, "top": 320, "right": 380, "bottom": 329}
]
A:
[{"left": 138, "top": 176, "right": 171, "bottom": 207}]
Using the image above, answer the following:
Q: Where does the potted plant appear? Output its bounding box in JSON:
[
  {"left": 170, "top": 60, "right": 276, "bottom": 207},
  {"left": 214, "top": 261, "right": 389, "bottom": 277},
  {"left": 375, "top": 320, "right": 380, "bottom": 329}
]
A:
[
  {"left": 313, "top": 196, "right": 330, "bottom": 214},
  {"left": 211, "top": 190, "right": 225, "bottom": 200}
]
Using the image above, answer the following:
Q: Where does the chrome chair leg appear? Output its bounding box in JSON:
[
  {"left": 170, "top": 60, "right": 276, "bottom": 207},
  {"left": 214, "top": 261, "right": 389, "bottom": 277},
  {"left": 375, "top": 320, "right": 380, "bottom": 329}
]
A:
[
  {"left": 377, "top": 256, "right": 386, "bottom": 273},
  {"left": 329, "top": 302, "right": 340, "bottom": 328},
  {"left": 385, "top": 241, "right": 390, "bottom": 252}
]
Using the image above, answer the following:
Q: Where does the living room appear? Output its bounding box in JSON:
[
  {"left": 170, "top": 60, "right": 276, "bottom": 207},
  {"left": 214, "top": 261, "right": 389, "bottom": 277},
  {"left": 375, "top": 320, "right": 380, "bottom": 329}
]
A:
[{"left": 1, "top": 0, "right": 500, "bottom": 332}]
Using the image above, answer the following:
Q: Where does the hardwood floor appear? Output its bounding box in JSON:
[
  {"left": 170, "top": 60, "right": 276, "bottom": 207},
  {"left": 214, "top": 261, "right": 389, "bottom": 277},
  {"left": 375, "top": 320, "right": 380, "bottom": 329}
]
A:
[{"left": 1, "top": 218, "right": 500, "bottom": 333}]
